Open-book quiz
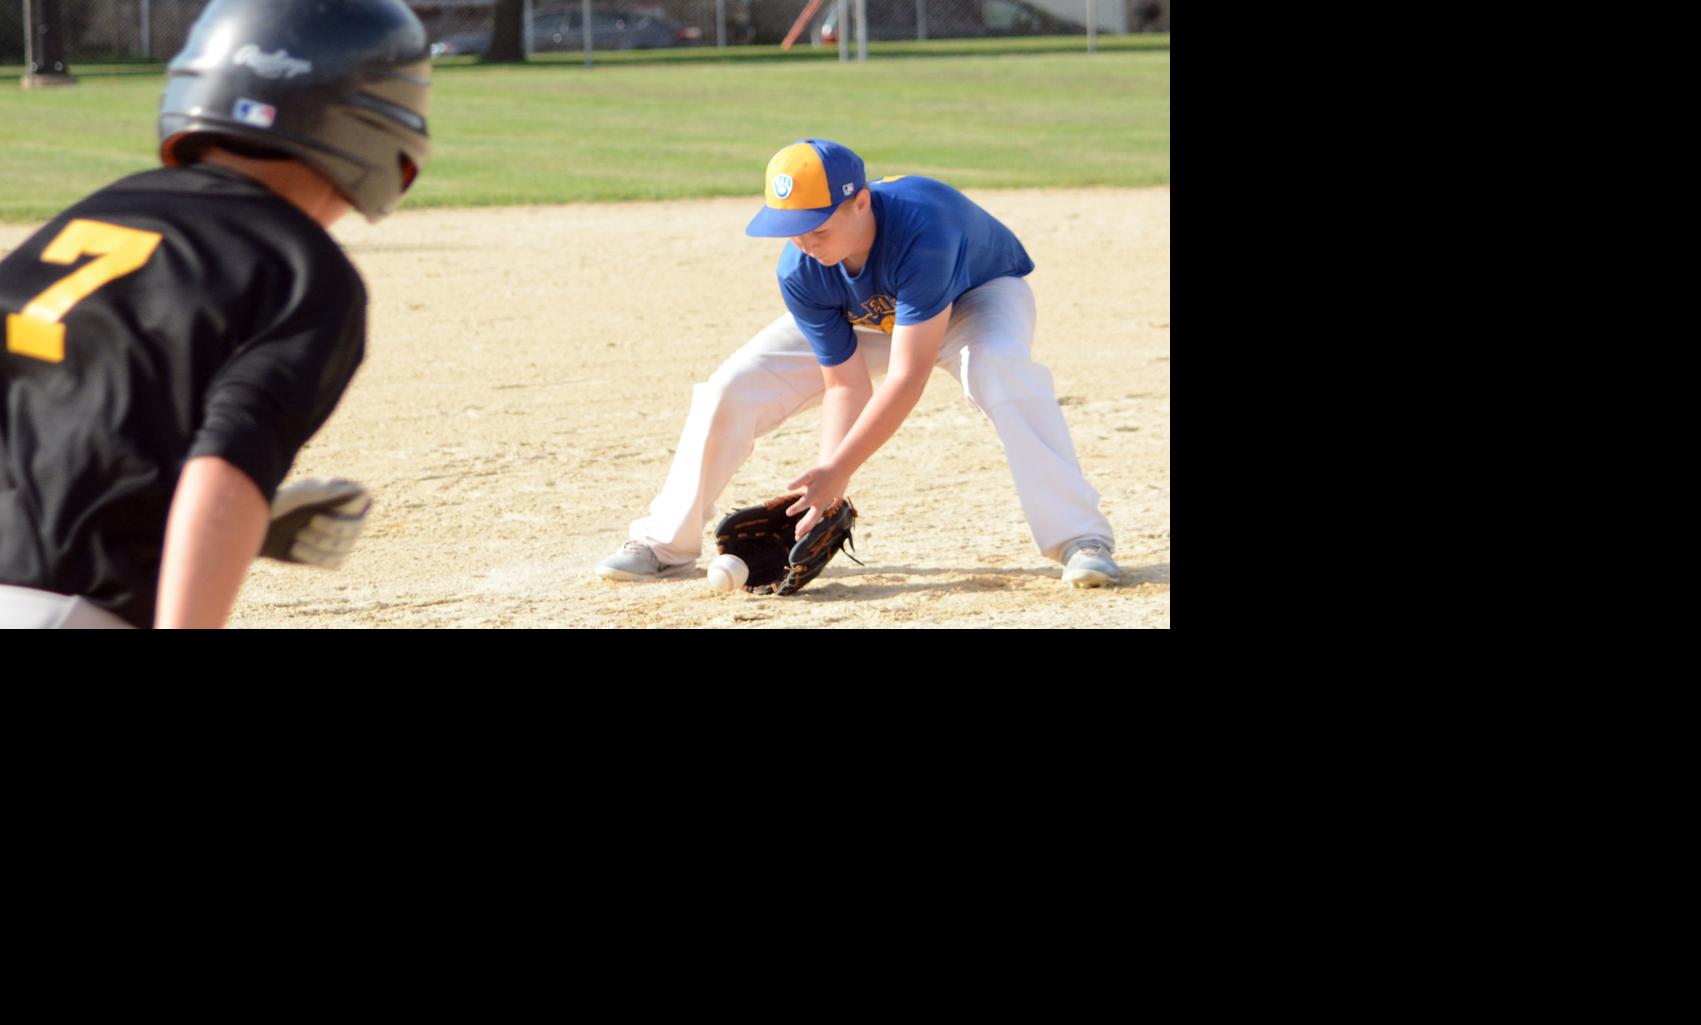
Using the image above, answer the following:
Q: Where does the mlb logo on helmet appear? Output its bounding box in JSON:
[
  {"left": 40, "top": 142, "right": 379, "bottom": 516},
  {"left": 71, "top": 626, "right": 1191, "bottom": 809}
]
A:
[
  {"left": 746, "top": 139, "right": 867, "bottom": 238},
  {"left": 232, "top": 97, "right": 277, "bottom": 128}
]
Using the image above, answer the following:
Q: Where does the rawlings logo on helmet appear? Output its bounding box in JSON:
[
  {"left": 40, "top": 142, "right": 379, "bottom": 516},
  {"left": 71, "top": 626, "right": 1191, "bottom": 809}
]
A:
[
  {"left": 772, "top": 174, "right": 793, "bottom": 200},
  {"left": 233, "top": 45, "right": 312, "bottom": 79}
]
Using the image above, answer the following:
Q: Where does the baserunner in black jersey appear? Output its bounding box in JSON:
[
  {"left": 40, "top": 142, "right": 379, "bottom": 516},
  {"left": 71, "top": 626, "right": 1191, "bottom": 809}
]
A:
[{"left": 1, "top": 0, "right": 431, "bottom": 629}]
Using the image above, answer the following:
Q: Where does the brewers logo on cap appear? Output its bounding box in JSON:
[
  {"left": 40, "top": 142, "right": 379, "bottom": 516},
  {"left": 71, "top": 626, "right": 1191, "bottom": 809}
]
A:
[{"left": 762, "top": 143, "right": 832, "bottom": 211}]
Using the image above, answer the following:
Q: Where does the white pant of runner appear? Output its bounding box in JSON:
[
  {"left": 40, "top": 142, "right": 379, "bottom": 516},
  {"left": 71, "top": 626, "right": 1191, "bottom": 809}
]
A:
[
  {"left": 0, "top": 585, "right": 135, "bottom": 629},
  {"left": 629, "top": 276, "right": 1114, "bottom": 565}
]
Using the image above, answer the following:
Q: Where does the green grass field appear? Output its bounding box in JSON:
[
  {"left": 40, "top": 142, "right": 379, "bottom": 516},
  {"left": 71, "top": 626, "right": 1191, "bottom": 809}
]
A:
[{"left": 0, "top": 36, "right": 1168, "bottom": 223}]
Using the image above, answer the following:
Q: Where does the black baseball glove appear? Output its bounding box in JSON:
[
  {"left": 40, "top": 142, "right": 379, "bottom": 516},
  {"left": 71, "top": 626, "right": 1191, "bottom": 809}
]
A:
[{"left": 714, "top": 495, "right": 862, "bottom": 595}]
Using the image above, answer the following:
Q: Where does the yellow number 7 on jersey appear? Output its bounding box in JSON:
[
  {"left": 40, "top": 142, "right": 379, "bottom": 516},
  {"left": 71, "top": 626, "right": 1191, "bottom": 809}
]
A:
[{"left": 5, "top": 219, "right": 163, "bottom": 364}]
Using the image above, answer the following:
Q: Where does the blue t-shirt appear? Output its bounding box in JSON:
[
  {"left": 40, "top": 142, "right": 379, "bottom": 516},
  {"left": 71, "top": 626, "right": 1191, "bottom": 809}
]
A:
[{"left": 776, "top": 176, "right": 1035, "bottom": 367}]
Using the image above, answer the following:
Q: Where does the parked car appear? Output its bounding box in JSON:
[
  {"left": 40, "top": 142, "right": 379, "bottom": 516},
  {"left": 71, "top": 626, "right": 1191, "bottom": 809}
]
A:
[
  {"left": 431, "top": 9, "right": 701, "bottom": 56},
  {"left": 817, "top": 0, "right": 1085, "bottom": 44}
]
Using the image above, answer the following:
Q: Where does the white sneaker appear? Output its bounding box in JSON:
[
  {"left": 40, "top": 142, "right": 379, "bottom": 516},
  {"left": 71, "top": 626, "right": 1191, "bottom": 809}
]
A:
[
  {"left": 597, "top": 541, "right": 692, "bottom": 581},
  {"left": 1062, "top": 539, "right": 1121, "bottom": 588}
]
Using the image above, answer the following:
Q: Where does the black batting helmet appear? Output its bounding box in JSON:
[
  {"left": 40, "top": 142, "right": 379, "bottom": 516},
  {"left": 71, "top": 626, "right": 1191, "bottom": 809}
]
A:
[{"left": 158, "top": 0, "right": 431, "bottom": 222}]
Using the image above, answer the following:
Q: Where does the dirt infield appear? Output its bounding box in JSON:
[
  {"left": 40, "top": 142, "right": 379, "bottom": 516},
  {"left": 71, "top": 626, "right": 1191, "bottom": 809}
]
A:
[{"left": 2, "top": 187, "right": 1169, "bottom": 628}]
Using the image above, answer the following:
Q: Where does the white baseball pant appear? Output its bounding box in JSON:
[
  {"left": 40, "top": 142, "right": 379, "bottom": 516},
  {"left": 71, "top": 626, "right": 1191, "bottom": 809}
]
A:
[
  {"left": 628, "top": 276, "right": 1113, "bottom": 565},
  {"left": 0, "top": 585, "right": 135, "bottom": 629}
]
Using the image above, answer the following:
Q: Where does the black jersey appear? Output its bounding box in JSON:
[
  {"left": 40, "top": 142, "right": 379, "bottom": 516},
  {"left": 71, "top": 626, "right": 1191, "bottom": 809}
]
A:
[{"left": 1, "top": 164, "right": 367, "bottom": 628}]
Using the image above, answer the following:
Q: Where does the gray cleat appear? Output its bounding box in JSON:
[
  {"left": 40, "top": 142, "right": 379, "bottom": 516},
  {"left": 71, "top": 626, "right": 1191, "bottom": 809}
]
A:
[
  {"left": 597, "top": 541, "right": 692, "bottom": 581},
  {"left": 1062, "top": 539, "right": 1121, "bottom": 588}
]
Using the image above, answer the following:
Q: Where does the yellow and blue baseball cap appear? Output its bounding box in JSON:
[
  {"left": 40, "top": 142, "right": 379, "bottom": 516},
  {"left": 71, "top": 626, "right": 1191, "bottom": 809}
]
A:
[{"left": 745, "top": 139, "right": 867, "bottom": 237}]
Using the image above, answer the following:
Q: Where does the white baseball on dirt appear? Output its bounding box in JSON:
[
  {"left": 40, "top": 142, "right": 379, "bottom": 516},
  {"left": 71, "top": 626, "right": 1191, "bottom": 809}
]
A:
[{"left": 707, "top": 553, "right": 749, "bottom": 592}]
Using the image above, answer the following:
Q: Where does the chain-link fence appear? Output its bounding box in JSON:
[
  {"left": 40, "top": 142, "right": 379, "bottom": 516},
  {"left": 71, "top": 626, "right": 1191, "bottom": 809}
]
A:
[
  {"left": 2, "top": 0, "right": 1167, "bottom": 67},
  {"left": 1, "top": 0, "right": 203, "bottom": 63},
  {"left": 772, "top": 0, "right": 1169, "bottom": 48}
]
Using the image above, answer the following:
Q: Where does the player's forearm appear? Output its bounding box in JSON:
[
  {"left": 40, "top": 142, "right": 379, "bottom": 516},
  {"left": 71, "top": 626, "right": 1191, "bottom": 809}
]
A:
[
  {"left": 821, "top": 306, "right": 948, "bottom": 477},
  {"left": 826, "top": 369, "right": 929, "bottom": 479},
  {"left": 818, "top": 378, "right": 874, "bottom": 463},
  {"left": 155, "top": 455, "right": 270, "bottom": 629}
]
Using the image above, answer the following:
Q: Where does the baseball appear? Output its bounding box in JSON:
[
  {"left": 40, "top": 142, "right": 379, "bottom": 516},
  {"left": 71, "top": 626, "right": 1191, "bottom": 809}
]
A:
[{"left": 707, "top": 553, "right": 749, "bottom": 592}]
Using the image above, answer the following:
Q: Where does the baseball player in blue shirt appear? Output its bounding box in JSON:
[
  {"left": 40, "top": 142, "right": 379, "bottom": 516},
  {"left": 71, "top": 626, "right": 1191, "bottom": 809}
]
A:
[{"left": 598, "top": 138, "right": 1119, "bottom": 588}]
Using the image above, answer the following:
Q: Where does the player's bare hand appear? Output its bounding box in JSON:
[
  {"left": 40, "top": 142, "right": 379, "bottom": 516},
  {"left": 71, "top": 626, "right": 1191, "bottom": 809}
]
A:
[
  {"left": 786, "top": 464, "right": 850, "bottom": 539},
  {"left": 260, "top": 478, "right": 372, "bottom": 569}
]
